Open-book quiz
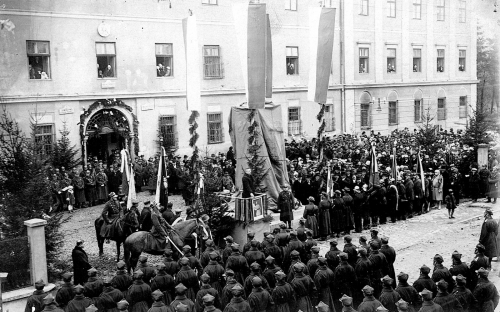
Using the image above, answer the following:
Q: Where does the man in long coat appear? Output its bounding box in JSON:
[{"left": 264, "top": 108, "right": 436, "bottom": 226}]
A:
[
  {"left": 100, "top": 192, "right": 122, "bottom": 239},
  {"left": 479, "top": 209, "right": 498, "bottom": 267},
  {"left": 55, "top": 272, "right": 75, "bottom": 310},
  {"left": 380, "top": 237, "right": 397, "bottom": 288},
  {"left": 226, "top": 243, "right": 249, "bottom": 285},
  {"left": 473, "top": 268, "right": 499, "bottom": 312},
  {"left": 24, "top": 280, "right": 47, "bottom": 312},
  {"left": 277, "top": 185, "right": 295, "bottom": 229},
  {"left": 247, "top": 277, "right": 274, "bottom": 312},
  {"left": 271, "top": 271, "right": 295, "bottom": 312},
  {"left": 289, "top": 263, "right": 317, "bottom": 312},
  {"left": 127, "top": 269, "right": 153, "bottom": 312},
  {"left": 72, "top": 240, "right": 91, "bottom": 286},
  {"left": 66, "top": 284, "right": 93, "bottom": 312},
  {"left": 242, "top": 169, "right": 255, "bottom": 199},
  {"left": 313, "top": 257, "right": 335, "bottom": 312}
]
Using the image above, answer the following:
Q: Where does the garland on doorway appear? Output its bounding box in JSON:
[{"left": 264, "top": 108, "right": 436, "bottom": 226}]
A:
[
  {"left": 188, "top": 110, "right": 200, "bottom": 170},
  {"left": 316, "top": 103, "right": 326, "bottom": 161},
  {"left": 78, "top": 99, "right": 139, "bottom": 157}
]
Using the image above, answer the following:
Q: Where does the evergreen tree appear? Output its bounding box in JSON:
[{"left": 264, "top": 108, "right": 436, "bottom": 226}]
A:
[
  {"left": 416, "top": 107, "right": 439, "bottom": 156},
  {"left": 51, "top": 121, "right": 80, "bottom": 170},
  {"left": 462, "top": 107, "right": 493, "bottom": 152},
  {"left": 246, "top": 110, "right": 269, "bottom": 193}
]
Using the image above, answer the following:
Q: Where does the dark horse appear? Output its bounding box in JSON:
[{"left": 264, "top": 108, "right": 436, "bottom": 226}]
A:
[
  {"left": 124, "top": 218, "right": 210, "bottom": 272},
  {"left": 94, "top": 209, "right": 139, "bottom": 262}
]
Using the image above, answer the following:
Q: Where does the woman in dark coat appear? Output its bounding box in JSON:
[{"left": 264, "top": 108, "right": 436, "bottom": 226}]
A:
[
  {"left": 318, "top": 193, "right": 331, "bottom": 240},
  {"left": 302, "top": 196, "right": 319, "bottom": 238}
]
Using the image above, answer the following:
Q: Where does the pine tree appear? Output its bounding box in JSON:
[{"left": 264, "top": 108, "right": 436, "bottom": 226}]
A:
[
  {"left": 462, "top": 107, "right": 493, "bottom": 153},
  {"left": 246, "top": 110, "right": 269, "bottom": 193},
  {"left": 416, "top": 107, "right": 438, "bottom": 155},
  {"left": 51, "top": 121, "right": 80, "bottom": 170}
]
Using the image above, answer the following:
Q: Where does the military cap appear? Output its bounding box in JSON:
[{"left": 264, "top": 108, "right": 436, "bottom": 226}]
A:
[
  {"left": 231, "top": 242, "right": 240, "bottom": 249},
  {"left": 117, "top": 260, "right": 127, "bottom": 269},
  {"left": 85, "top": 304, "right": 99, "bottom": 312},
  {"left": 252, "top": 276, "right": 262, "bottom": 286},
  {"left": 316, "top": 301, "right": 329, "bottom": 312},
  {"left": 247, "top": 232, "right": 255, "bottom": 238},
  {"left": 339, "top": 252, "right": 348, "bottom": 261},
  {"left": 133, "top": 269, "right": 144, "bottom": 278},
  {"left": 139, "top": 255, "right": 148, "bottom": 263},
  {"left": 151, "top": 289, "right": 164, "bottom": 300},
  {"left": 362, "top": 285, "right": 374, "bottom": 295},
  {"left": 74, "top": 284, "right": 85, "bottom": 294},
  {"left": 131, "top": 199, "right": 139, "bottom": 205},
  {"left": 263, "top": 232, "right": 270, "bottom": 237},
  {"left": 103, "top": 276, "right": 113, "bottom": 285},
  {"left": 433, "top": 254, "right": 444, "bottom": 263},
  {"left": 396, "top": 299, "right": 409, "bottom": 312},
  {"left": 143, "top": 200, "right": 151, "bottom": 206},
  {"left": 451, "top": 250, "right": 462, "bottom": 260},
  {"left": 205, "top": 239, "right": 214, "bottom": 246},
  {"left": 175, "top": 302, "right": 189, "bottom": 312},
  {"left": 311, "top": 246, "right": 321, "bottom": 253},
  {"left": 329, "top": 240, "right": 338, "bottom": 246},
  {"left": 202, "top": 294, "right": 215, "bottom": 304},
  {"left": 62, "top": 272, "right": 73, "bottom": 281},
  {"left": 293, "top": 262, "right": 305, "bottom": 272},
  {"left": 179, "top": 257, "right": 190, "bottom": 265},
  {"left": 358, "top": 247, "right": 367, "bottom": 256},
  {"left": 275, "top": 270, "right": 286, "bottom": 278},
  {"left": 436, "top": 279, "right": 448, "bottom": 291},
  {"left": 289, "top": 231, "right": 297, "bottom": 236},
  {"left": 43, "top": 293, "right": 55, "bottom": 305},
  {"left": 182, "top": 245, "right": 192, "bottom": 251},
  {"left": 420, "top": 264, "right": 431, "bottom": 274},
  {"left": 231, "top": 284, "right": 243, "bottom": 292},
  {"left": 344, "top": 235, "right": 352, "bottom": 242},
  {"left": 76, "top": 239, "right": 85, "bottom": 245},
  {"left": 175, "top": 283, "right": 188, "bottom": 292},
  {"left": 370, "top": 228, "right": 379, "bottom": 234},
  {"left": 318, "top": 257, "right": 327, "bottom": 265},
  {"left": 376, "top": 306, "right": 389, "bottom": 311},
  {"left": 200, "top": 273, "right": 210, "bottom": 283},
  {"left": 156, "top": 262, "right": 166, "bottom": 270},
  {"left": 456, "top": 274, "right": 467, "bottom": 283},
  {"left": 476, "top": 267, "right": 489, "bottom": 277},
  {"left": 117, "top": 299, "right": 129, "bottom": 310},
  {"left": 290, "top": 250, "right": 300, "bottom": 257},
  {"left": 485, "top": 208, "right": 493, "bottom": 215},
  {"left": 265, "top": 255, "right": 275, "bottom": 262},
  {"left": 359, "top": 236, "right": 367, "bottom": 242},
  {"left": 209, "top": 251, "right": 219, "bottom": 260},
  {"left": 267, "top": 234, "right": 275, "bottom": 240},
  {"left": 381, "top": 237, "right": 389, "bottom": 244},
  {"left": 250, "top": 240, "right": 259, "bottom": 247},
  {"left": 164, "top": 249, "right": 173, "bottom": 257},
  {"left": 369, "top": 241, "right": 380, "bottom": 249},
  {"left": 476, "top": 243, "right": 485, "bottom": 251},
  {"left": 339, "top": 294, "right": 353, "bottom": 306},
  {"left": 225, "top": 269, "right": 235, "bottom": 276},
  {"left": 381, "top": 275, "right": 393, "bottom": 285},
  {"left": 397, "top": 272, "right": 408, "bottom": 281},
  {"left": 250, "top": 262, "right": 261, "bottom": 270},
  {"left": 420, "top": 289, "right": 433, "bottom": 300},
  {"left": 224, "top": 235, "right": 234, "bottom": 242},
  {"left": 88, "top": 267, "right": 98, "bottom": 275}
]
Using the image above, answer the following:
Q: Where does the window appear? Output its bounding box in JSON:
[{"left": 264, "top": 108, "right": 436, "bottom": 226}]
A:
[
  {"left": 459, "top": 96, "right": 467, "bottom": 118},
  {"left": 27, "top": 41, "right": 50, "bottom": 79},
  {"left": 202, "top": 0, "right": 217, "bottom": 4},
  {"left": 436, "top": 0, "right": 445, "bottom": 21},
  {"left": 413, "top": 0, "right": 421, "bottom": 19},
  {"left": 159, "top": 116, "right": 178, "bottom": 148},
  {"left": 288, "top": 107, "right": 301, "bottom": 135},
  {"left": 413, "top": 48, "right": 422, "bottom": 72},
  {"left": 156, "top": 44, "right": 173, "bottom": 77},
  {"left": 285, "top": 0, "right": 297, "bottom": 11},
  {"left": 360, "top": 0, "right": 369, "bottom": 15},
  {"left": 322, "top": 0, "right": 333, "bottom": 8},
  {"left": 359, "top": 48, "right": 369, "bottom": 73},
  {"left": 361, "top": 104, "right": 371, "bottom": 128},
  {"left": 207, "top": 113, "right": 224, "bottom": 144},
  {"left": 34, "top": 124, "right": 54, "bottom": 156},
  {"left": 286, "top": 46, "right": 299, "bottom": 75},
  {"left": 387, "top": 0, "right": 396, "bottom": 17},
  {"left": 389, "top": 101, "right": 398, "bottom": 125},
  {"left": 437, "top": 49, "right": 445, "bottom": 72},
  {"left": 96, "top": 42, "right": 116, "bottom": 78},
  {"left": 387, "top": 48, "right": 396, "bottom": 73},
  {"left": 324, "top": 105, "right": 336, "bottom": 132},
  {"left": 414, "top": 99, "right": 423, "bottom": 122},
  {"left": 203, "top": 45, "right": 223, "bottom": 79},
  {"left": 459, "top": 50, "right": 466, "bottom": 71},
  {"left": 437, "top": 98, "right": 446, "bottom": 120},
  {"left": 459, "top": 0, "right": 466, "bottom": 22}
]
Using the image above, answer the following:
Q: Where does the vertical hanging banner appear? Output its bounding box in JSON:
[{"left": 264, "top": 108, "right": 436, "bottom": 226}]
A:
[
  {"left": 182, "top": 15, "right": 201, "bottom": 111},
  {"left": 265, "top": 14, "right": 273, "bottom": 99},
  {"left": 369, "top": 145, "right": 380, "bottom": 187},
  {"left": 307, "top": 7, "right": 336, "bottom": 104},
  {"left": 233, "top": 2, "right": 267, "bottom": 109}
]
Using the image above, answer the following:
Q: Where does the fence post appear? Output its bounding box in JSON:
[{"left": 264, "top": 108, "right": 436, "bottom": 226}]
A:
[
  {"left": 24, "top": 219, "right": 48, "bottom": 285},
  {"left": 0, "top": 272, "right": 8, "bottom": 312}
]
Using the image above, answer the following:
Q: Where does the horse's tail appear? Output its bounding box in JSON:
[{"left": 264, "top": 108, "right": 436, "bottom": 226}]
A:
[{"left": 124, "top": 238, "right": 131, "bottom": 273}]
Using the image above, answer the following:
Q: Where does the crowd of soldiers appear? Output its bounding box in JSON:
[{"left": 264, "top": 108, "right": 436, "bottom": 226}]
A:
[{"left": 26, "top": 217, "right": 499, "bottom": 312}]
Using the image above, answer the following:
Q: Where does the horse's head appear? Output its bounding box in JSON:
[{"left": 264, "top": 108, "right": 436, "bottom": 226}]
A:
[{"left": 196, "top": 216, "right": 211, "bottom": 241}]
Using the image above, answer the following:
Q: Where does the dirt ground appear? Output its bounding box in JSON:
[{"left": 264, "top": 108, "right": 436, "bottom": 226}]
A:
[{"left": 56, "top": 192, "right": 500, "bottom": 311}]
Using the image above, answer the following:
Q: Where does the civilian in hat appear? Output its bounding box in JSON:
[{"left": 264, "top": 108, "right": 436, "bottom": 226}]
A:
[
  {"left": 263, "top": 256, "right": 281, "bottom": 290},
  {"left": 223, "top": 285, "right": 251, "bottom": 312},
  {"left": 452, "top": 275, "right": 476, "bottom": 312},
  {"left": 112, "top": 261, "right": 133, "bottom": 298},
  {"left": 126, "top": 269, "right": 153, "bottom": 312},
  {"left": 369, "top": 241, "right": 389, "bottom": 298},
  {"left": 290, "top": 263, "right": 317, "bottom": 312},
  {"left": 203, "top": 252, "right": 225, "bottom": 295},
  {"left": 151, "top": 263, "right": 175, "bottom": 305},
  {"left": 226, "top": 243, "right": 249, "bottom": 285},
  {"left": 84, "top": 268, "right": 104, "bottom": 299},
  {"left": 56, "top": 272, "right": 75, "bottom": 310},
  {"left": 176, "top": 257, "right": 200, "bottom": 301},
  {"left": 41, "top": 293, "right": 64, "bottom": 312},
  {"left": 325, "top": 240, "right": 341, "bottom": 272},
  {"left": 221, "top": 270, "right": 245, "bottom": 309},
  {"left": 242, "top": 168, "right": 255, "bottom": 199},
  {"left": 195, "top": 274, "right": 220, "bottom": 312},
  {"left": 66, "top": 284, "right": 93, "bottom": 312},
  {"left": 222, "top": 236, "right": 234, "bottom": 266},
  {"left": 272, "top": 270, "right": 295, "bottom": 312},
  {"left": 314, "top": 257, "right": 335, "bottom": 312},
  {"left": 170, "top": 284, "right": 195, "bottom": 312},
  {"left": 413, "top": 265, "right": 437, "bottom": 298},
  {"left": 278, "top": 185, "right": 295, "bottom": 229},
  {"left": 100, "top": 192, "right": 122, "bottom": 241},
  {"left": 419, "top": 289, "right": 442, "bottom": 312},
  {"left": 72, "top": 240, "right": 91, "bottom": 286},
  {"left": 395, "top": 272, "right": 421, "bottom": 312},
  {"left": 245, "top": 240, "right": 266, "bottom": 269},
  {"left": 449, "top": 251, "right": 469, "bottom": 279},
  {"left": 472, "top": 268, "right": 499, "bottom": 312},
  {"left": 379, "top": 276, "right": 401, "bottom": 312},
  {"left": 137, "top": 255, "right": 156, "bottom": 285},
  {"left": 358, "top": 285, "right": 383, "bottom": 312},
  {"left": 248, "top": 276, "right": 274, "bottom": 312},
  {"left": 480, "top": 209, "right": 498, "bottom": 267},
  {"left": 432, "top": 255, "right": 455, "bottom": 293},
  {"left": 469, "top": 168, "right": 481, "bottom": 202},
  {"left": 433, "top": 280, "right": 463, "bottom": 312},
  {"left": 148, "top": 290, "right": 169, "bottom": 312},
  {"left": 333, "top": 252, "right": 356, "bottom": 301},
  {"left": 98, "top": 276, "right": 125, "bottom": 311},
  {"left": 303, "top": 196, "right": 319, "bottom": 238},
  {"left": 25, "top": 279, "right": 47, "bottom": 312},
  {"left": 318, "top": 193, "right": 332, "bottom": 240},
  {"left": 380, "top": 237, "right": 397, "bottom": 288}
]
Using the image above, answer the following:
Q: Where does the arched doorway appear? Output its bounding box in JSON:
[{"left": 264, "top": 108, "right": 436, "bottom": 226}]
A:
[{"left": 85, "top": 108, "right": 130, "bottom": 166}]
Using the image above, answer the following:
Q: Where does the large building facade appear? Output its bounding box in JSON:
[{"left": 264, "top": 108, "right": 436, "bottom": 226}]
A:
[{"left": 0, "top": 0, "right": 477, "bottom": 162}]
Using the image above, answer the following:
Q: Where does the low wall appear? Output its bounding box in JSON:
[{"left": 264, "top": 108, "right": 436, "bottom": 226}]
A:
[{"left": 3, "top": 284, "right": 55, "bottom": 312}]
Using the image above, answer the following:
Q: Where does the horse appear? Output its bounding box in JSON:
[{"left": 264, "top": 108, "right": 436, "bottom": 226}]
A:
[
  {"left": 94, "top": 209, "right": 140, "bottom": 262},
  {"left": 123, "top": 217, "right": 210, "bottom": 272}
]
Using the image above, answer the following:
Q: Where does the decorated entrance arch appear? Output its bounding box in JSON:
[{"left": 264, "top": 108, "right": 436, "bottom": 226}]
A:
[{"left": 79, "top": 99, "right": 139, "bottom": 165}]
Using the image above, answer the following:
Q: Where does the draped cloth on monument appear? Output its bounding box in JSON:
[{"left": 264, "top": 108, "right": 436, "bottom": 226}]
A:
[{"left": 229, "top": 105, "right": 289, "bottom": 209}]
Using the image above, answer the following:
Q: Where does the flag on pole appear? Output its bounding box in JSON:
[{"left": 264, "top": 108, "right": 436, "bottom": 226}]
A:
[
  {"left": 326, "top": 165, "right": 333, "bottom": 199},
  {"left": 126, "top": 166, "right": 136, "bottom": 209},
  {"left": 182, "top": 15, "right": 201, "bottom": 111},
  {"left": 120, "top": 149, "right": 130, "bottom": 197},
  {"left": 265, "top": 13, "right": 272, "bottom": 99},
  {"left": 368, "top": 144, "right": 380, "bottom": 187},
  {"left": 233, "top": 2, "right": 268, "bottom": 109},
  {"left": 307, "top": 7, "right": 336, "bottom": 104},
  {"left": 155, "top": 147, "right": 167, "bottom": 206},
  {"left": 391, "top": 146, "right": 398, "bottom": 180},
  {"left": 416, "top": 150, "right": 425, "bottom": 185}
]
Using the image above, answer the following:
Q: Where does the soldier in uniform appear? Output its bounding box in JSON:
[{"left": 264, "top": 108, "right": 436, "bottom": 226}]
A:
[
  {"left": 55, "top": 272, "right": 75, "bottom": 310},
  {"left": 100, "top": 192, "right": 122, "bottom": 241},
  {"left": 24, "top": 279, "right": 47, "bottom": 312},
  {"left": 95, "top": 168, "right": 108, "bottom": 204}
]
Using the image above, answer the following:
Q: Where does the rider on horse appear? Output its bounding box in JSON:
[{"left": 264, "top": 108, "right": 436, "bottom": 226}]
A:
[
  {"left": 149, "top": 203, "right": 174, "bottom": 251},
  {"left": 100, "top": 192, "right": 122, "bottom": 241}
]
